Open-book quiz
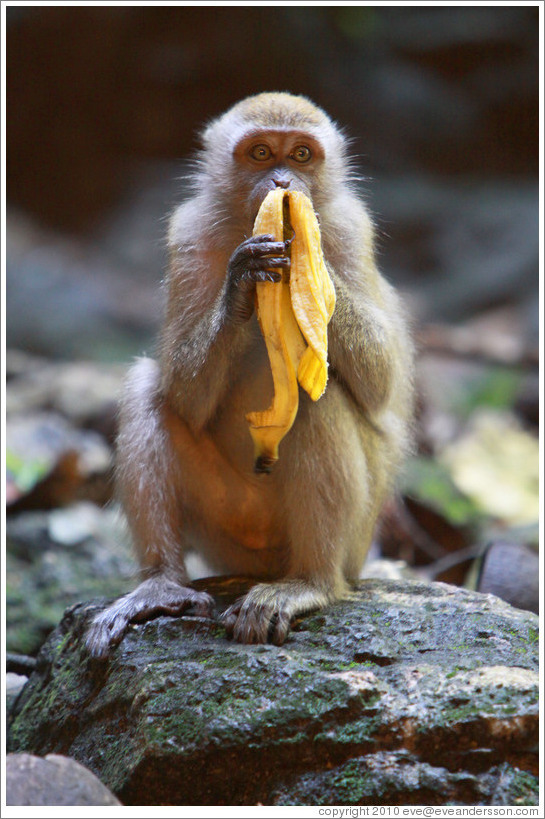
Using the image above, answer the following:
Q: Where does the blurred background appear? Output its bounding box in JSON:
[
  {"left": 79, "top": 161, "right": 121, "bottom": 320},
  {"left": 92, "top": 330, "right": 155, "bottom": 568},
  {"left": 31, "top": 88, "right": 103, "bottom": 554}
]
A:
[{"left": 5, "top": 5, "right": 540, "bottom": 660}]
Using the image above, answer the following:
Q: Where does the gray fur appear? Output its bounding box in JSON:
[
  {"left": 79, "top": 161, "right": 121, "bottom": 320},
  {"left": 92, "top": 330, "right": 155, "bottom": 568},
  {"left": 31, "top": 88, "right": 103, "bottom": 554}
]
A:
[{"left": 86, "top": 93, "right": 414, "bottom": 657}]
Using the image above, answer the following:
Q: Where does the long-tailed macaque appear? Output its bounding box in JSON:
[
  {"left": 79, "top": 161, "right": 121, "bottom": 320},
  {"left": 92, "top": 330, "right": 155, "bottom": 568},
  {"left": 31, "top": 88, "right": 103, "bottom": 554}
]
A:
[{"left": 86, "top": 92, "right": 414, "bottom": 657}]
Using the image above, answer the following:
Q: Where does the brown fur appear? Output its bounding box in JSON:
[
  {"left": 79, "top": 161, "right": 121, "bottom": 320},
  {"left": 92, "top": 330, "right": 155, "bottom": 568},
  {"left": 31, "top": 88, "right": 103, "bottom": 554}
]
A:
[{"left": 86, "top": 92, "right": 414, "bottom": 656}]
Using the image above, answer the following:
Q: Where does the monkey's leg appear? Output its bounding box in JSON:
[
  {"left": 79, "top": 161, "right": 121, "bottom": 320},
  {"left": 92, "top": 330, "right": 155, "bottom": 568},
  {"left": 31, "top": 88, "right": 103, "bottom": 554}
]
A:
[
  {"left": 85, "top": 358, "right": 214, "bottom": 659},
  {"left": 221, "top": 578, "right": 343, "bottom": 646},
  {"left": 222, "top": 398, "right": 368, "bottom": 646},
  {"left": 86, "top": 576, "right": 214, "bottom": 659}
]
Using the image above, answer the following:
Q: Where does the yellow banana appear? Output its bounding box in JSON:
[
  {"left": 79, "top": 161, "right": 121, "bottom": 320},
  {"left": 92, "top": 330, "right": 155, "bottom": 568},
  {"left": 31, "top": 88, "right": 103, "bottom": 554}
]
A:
[
  {"left": 246, "top": 189, "right": 335, "bottom": 473},
  {"left": 289, "top": 190, "right": 336, "bottom": 401},
  {"left": 245, "top": 189, "right": 306, "bottom": 473}
]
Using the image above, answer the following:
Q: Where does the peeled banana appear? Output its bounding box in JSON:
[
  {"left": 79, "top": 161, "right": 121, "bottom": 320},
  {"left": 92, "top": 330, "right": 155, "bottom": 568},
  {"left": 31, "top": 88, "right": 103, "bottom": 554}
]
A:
[
  {"left": 246, "top": 189, "right": 336, "bottom": 473},
  {"left": 289, "top": 190, "right": 336, "bottom": 401}
]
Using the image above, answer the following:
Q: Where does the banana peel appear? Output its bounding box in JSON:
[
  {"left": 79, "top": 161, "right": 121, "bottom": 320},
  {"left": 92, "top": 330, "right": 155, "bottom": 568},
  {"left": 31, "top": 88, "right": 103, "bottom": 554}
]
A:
[
  {"left": 289, "top": 190, "right": 336, "bottom": 401},
  {"left": 246, "top": 189, "right": 336, "bottom": 473}
]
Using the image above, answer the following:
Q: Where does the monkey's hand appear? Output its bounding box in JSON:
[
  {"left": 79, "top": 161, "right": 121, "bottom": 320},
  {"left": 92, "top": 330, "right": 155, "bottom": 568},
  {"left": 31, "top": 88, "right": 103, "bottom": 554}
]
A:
[
  {"left": 221, "top": 579, "right": 331, "bottom": 645},
  {"left": 85, "top": 575, "right": 215, "bottom": 660},
  {"left": 225, "top": 234, "right": 290, "bottom": 324}
]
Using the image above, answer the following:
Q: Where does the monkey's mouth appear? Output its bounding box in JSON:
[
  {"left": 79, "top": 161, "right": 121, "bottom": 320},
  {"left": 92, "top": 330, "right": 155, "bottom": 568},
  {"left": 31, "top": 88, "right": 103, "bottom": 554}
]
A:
[
  {"left": 251, "top": 190, "right": 295, "bottom": 236},
  {"left": 282, "top": 194, "right": 294, "bottom": 245}
]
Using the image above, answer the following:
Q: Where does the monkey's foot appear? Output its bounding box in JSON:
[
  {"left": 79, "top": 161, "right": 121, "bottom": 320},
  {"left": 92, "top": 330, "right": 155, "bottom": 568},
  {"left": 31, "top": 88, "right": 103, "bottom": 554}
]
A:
[
  {"left": 221, "top": 580, "right": 329, "bottom": 646},
  {"left": 85, "top": 576, "right": 214, "bottom": 660}
]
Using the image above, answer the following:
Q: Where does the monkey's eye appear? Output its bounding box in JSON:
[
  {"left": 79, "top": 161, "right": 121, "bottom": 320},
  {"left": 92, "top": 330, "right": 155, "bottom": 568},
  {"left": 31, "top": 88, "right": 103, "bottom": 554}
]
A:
[
  {"left": 249, "top": 144, "right": 273, "bottom": 162},
  {"left": 290, "top": 145, "right": 312, "bottom": 163}
]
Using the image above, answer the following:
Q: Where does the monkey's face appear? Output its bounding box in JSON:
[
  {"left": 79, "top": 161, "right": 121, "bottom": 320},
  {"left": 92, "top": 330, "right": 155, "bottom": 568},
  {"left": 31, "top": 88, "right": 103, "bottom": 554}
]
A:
[{"left": 232, "top": 130, "right": 325, "bottom": 224}]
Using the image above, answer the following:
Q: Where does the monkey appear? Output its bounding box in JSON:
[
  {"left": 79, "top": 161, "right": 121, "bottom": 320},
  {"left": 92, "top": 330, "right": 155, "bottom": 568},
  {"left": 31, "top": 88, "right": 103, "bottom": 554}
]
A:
[{"left": 85, "top": 92, "right": 414, "bottom": 658}]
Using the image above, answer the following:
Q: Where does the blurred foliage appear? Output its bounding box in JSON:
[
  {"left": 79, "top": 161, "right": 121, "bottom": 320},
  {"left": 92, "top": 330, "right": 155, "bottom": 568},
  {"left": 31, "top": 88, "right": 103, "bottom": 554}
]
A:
[
  {"left": 6, "top": 450, "right": 50, "bottom": 497},
  {"left": 400, "top": 455, "right": 483, "bottom": 528},
  {"left": 455, "top": 368, "right": 524, "bottom": 418},
  {"left": 441, "top": 411, "right": 539, "bottom": 527}
]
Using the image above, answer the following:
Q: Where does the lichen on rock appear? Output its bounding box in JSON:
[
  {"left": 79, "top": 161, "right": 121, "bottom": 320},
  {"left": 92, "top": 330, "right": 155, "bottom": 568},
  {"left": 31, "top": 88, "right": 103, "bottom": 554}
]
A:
[{"left": 7, "top": 577, "right": 539, "bottom": 806}]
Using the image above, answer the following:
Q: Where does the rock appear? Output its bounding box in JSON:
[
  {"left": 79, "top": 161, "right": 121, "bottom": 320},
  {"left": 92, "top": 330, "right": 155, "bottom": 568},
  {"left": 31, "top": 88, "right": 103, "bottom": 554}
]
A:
[
  {"left": 6, "top": 673, "right": 28, "bottom": 717},
  {"left": 7, "top": 577, "right": 538, "bottom": 806},
  {"left": 477, "top": 541, "right": 539, "bottom": 615},
  {"left": 6, "top": 753, "right": 121, "bottom": 806},
  {"left": 272, "top": 753, "right": 539, "bottom": 806}
]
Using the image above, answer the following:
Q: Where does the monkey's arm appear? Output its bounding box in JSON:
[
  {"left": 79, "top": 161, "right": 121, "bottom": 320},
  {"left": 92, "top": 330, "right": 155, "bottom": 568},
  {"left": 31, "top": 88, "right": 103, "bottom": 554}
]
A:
[
  {"left": 161, "top": 233, "right": 289, "bottom": 430},
  {"left": 328, "top": 272, "right": 404, "bottom": 414}
]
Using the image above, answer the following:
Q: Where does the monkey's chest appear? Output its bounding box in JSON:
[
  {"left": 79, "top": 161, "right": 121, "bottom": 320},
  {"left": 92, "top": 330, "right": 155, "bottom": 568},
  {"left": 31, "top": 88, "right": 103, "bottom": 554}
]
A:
[{"left": 211, "top": 321, "right": 276, "bottom": 472}]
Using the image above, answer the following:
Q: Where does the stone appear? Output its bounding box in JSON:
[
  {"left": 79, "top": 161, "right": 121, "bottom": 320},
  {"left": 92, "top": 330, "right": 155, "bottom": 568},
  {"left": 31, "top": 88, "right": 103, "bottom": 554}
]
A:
[
  {"left": 6, "top": 673, "right": 28, "bottom": 717},
  {"left": 6, "top": 753, "right": 121, "bottom": 806},
  {"left": 477, "top": 541, "right": 539, "bottom": 615},
  {"left": 7, "top": 577, "right": 539, "bottom": 806}
]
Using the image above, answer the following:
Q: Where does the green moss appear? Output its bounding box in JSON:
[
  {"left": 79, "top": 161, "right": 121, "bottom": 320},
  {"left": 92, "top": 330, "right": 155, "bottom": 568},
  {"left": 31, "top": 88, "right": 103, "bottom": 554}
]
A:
[
  {"left": 400, "top": 455, "right": 481, "bottom": 526},
  {"left": 300, "top": 617, "right": 325, "bottom": 633},
  {"left": 318, "top": 659, "right": 360, "bottom": 672},
  {"left": 509, "top": 769, "right": 539, "bottom": 805},
  {"left": 144, "top": 710, "right": 204, "bottom": 750},
  {"left": 457, "top": 368, "right": 523, "bottom": 416},
  {"left": 440, "top": 682, "right": 537, "bottom": 725},
  {"left": 328, "top": 760, "right": 373, "bottom": 803},
  {"left": 321, "top": 713, "right": 382, "bottom": 745}
]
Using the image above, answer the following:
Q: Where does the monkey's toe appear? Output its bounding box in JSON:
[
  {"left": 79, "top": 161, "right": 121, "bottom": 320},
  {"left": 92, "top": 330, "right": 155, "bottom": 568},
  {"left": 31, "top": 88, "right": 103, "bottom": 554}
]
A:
[
  {"left": 220, "top": 598, "right": 244, "bottom": 639},
  {"left": 268, "top": 611, "right": 291, "bottom": 646},
  {"left": 188, "top": 590, "right": 215, "bottom": 618},
  {"left": 85, "top": 611, "right": 129, "bottom": 660},
  {"left": 221, "top": 599, "right": 291, "bottom": 645},
  {"left": 85, "top": 582, "right": 216, "bottom": 659}
]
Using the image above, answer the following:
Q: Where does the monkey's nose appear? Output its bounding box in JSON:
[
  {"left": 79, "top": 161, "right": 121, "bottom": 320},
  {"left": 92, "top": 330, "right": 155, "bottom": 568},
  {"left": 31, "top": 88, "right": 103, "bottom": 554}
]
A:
[{"left": 272, "top": 178, "right": 291, "bottom": 189}]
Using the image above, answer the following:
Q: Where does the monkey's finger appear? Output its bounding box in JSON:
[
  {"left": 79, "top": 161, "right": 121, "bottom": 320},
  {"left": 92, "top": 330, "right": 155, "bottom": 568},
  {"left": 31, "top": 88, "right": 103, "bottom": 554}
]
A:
[
  {"left": 85, "top": 630, "right": 111, "bottom": 661},
  {"left": 263, "top": 257, "right": 290, "bottom": 269},
  {"left": 125, "top": 586, "right": 215, "bottom": 621},
  {"left": 223, "top": 601, "right": 272, "bottom": 644},
  {"left": 251, "top": 233, "right": 276, "bottom": 243},
  {"left": 190, "top": 591, "right": 216, "bottom": 617},
  {"left": 222, "top": 616, "right": 237, "bottom": 638},
  {"left": 243, "top": 258, "right": 289, "bottom": 274},
  {"left": 85, "top": 625, "right": 107, "bottom": 659},
  {"left": 270, "top": 612, "right": 291, "bottom": 646},
  {"left": 244, "top": 240, "right": 289, "bottom": 259},
  {"left": 220, "top": 600, "right": 243, "bottom": 619},
  {"left": 249, "top": 270, "right": 282, "bottom": 284},
  {"left": 240, "top": 269, "right": 281, "bottom": 285},
  {"left": 86, "top": 614, "right": 128, "bottom": 659},
  {"left": 262, "top": 270, "right": 283, "bottom": 282},
  {"left": 220, "top": 600, "right": 244, "bottom": 636},
  {"left": 231, "top": 611, "right": 270, "bottom": 644},
  {"left": 229, "top": 238, "right": 282, "bottom": 270}
]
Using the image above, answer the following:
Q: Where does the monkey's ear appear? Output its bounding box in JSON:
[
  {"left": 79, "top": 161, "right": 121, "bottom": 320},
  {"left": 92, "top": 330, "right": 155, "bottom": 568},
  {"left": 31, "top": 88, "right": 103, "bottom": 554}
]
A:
[
  {"left": 199, "top": 110, "right": 225, "bottom": 150},
  {"left": 199, "top": 109, "right": 245, "bottom": 156},
  {"left": 199, "top": 120, "right": 216, "bottom": 150}
]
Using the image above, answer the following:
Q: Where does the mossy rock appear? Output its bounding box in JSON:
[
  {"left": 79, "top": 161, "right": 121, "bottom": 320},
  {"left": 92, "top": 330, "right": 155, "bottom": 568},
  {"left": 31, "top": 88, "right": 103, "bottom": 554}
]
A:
[{"left": 7, "top": 578, "right": 539, "bottom": 806}]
